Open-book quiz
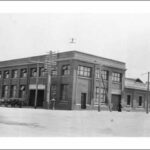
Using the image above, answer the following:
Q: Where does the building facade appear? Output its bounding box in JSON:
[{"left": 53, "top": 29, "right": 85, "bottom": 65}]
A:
[
  {"left": 0, "top": 51, "right": 126, "bottom": 110},
  {"left": 124, "top": 78, "right": 149, "bottom": 112}
]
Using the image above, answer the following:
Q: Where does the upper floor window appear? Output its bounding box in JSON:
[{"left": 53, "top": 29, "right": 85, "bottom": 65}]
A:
[
  {"left": 4, "top": 70, "right": 10, "bottom": 79},
  {"left": 12, "top": 69, "right": 18, "bottom": 78},
  {"left": 102, "top": 70, "right": 108, "bottom": 80},
  {"left": 39, "top": 67, "right": 45, "bottom": 77},
  {"left": 112, "top": 72, "right": 121, "bottom": 82},
  {"left": 20, "top": 68, "right": 27, "bottom": 78},
  {"left": 95, "top": 69, "right": 108, "bottom": 80},
  {"left": 30, "top": 68, "right": 37, "bottom": 77},
  {"left": 51, "top": 70, "right": 57, "bottom": 76},
  {"left": 95, "top": 69, "right": 100, "bottom": 79},
  {"left": 62, "top": 65, "right": 70, "bottom": 75},
  {"left": 127, "top": 95, "right": 131, "bottom": 106},
  {"left": 139, "top": 96, "right": 143, "bottom": 106},
  {"left": 78, "top": 65, "right": 91, "bottom": 77}
]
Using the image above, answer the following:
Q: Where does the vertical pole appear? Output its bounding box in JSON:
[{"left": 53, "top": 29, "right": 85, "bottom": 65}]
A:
[
  {"left": 47, "top": 73, "right": 51, "bottom": 109},
  {"left": 46, "top": 51, "right": 52, "bottom": 109},
  {"left": 98, "top": 65, "right": 102, "bottom": 112},
  {"left": 34, "top": 63, "right": 39, "bottom": 109},
  {"left": 147, "top": 72, "right": 149, "bottom": 114}
]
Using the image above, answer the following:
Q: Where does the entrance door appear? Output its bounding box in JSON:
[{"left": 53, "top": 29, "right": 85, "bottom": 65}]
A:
[
  {"left": 81, "top": 93, "right": 86, "bottom": 109},
  {"left": 29, "top": 90, "right": 35, "bottom": 106},
  {"left": 111, "top": 94, "right": 121, "bottom": 111},
  {"left": 29, "top": 90, "right": 44, "bottom": 107},
  {"left": 37, "top": 90, "right": 44, "bottom": 107}
]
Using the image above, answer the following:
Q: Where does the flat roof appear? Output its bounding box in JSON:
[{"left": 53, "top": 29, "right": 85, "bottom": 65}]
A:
[{"left": 0, "top": 50, "right": 126, "bottom": 70}]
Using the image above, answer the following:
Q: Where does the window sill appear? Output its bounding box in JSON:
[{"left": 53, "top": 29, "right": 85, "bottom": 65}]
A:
[
  {"left": 96, "top": 79, "right": 108, "bottom": 81},
  {"left": 78, "top": 76, "right": 91, "bottom": 80},
  {"left": 112, "top": 81, "right": 121, "bottom": 84},
  {"left": 137, "top": 106, "right": 144, "bottom": 108}
]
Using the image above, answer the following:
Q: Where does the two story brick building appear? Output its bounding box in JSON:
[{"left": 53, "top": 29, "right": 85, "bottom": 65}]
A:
[{"left": 0, "top": 51, "right": 126, "bottom": 110}]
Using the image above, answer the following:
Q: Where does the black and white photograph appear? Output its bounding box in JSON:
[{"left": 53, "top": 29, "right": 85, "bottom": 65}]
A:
[{"left": 0, "top": 1, "right": 150, "bottom": 149}]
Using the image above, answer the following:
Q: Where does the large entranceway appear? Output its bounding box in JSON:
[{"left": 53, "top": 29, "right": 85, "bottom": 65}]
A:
[
  {"left": 111, "top": 94, "right": 121, "bottom": 111},
  {"left": 81, "top": 93, "right": 86, "bottom": 109},
  {"left": 29, "top": 90, "right": 44, "bottom": 107}
]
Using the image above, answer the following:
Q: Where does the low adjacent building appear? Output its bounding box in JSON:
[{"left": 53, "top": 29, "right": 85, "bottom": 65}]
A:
[{"left": 124, "top": 78, "right": 148, "bottom": 112}]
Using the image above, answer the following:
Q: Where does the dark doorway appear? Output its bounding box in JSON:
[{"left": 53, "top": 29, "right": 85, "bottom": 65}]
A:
[
  {"left": 29, "top": 90, "right": 35, "bottom": 106},
  {"left": 37, "top": 90, "right": 44, "bottom": 107},
  {"left": 81, "top": 93, "right": 86, "bottom": 109},
  {"left": 29, "top": 90, "right": 44, "bottom": 107},
  {"left": 111, "top": 94, "right": 121, "bottom": 111}
]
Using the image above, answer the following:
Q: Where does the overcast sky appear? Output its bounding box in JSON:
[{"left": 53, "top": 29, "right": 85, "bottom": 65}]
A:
[{"left": 0, "top": 13, "right": 150, "bottom": 81}]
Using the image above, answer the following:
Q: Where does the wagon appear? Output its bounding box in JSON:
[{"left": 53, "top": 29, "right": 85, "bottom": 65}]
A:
[{"left": 0, "top": 98, "right": 25, "bottom": 108}]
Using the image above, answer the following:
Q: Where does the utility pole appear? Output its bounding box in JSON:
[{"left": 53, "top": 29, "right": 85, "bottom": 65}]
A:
[
  {"left": 147, "top": 72, "right": 150, "bottom": 114},
  {"left": 46, "top": 67, "right": 51, "bottom": 109},
  {"left": 34, "top": 63, "right": 39, "bottom": 109},
  {"left": 98, "top": 64, "right": 102, "bottom": 112},
  {"left": 45, "top": 51, "right": 57, "bottom": 109}
]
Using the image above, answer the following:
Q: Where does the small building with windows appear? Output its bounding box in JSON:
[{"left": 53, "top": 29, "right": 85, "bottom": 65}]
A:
[
  {"left": 0, "top": 51, "right": 126, "bottom": 110},
  {"left": 124, "top": 78, "right": 148, "bottom": 111}
]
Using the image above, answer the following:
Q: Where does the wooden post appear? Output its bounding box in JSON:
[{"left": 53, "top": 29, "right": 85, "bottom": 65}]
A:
[
  {"left": 46, "top": 51, "right": 53, "bottom": 109},
  {"left": 34, "top": 63, "right": 39, "bottom": 109},
  {"left": 98, "top": 65, "right": 102, "bottom": 112},
  {"left": 46, "top": 73, "right": 51, "bottom": 109},
  {"left": 146, "top": 72, "right": 149, "bottom": 114}
]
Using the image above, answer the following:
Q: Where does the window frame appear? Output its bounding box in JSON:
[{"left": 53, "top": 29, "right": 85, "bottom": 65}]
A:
[
  {"left": 62, "top": 65, "right": 71, "bottom": 76},
  {"left": 51, "top": 70, "right": 57, "bottom": 76},
  {"left": 95, "top": 69, "right": 108, "bottom": 80},
  {"left": 12, "top": 69, "right": 18, "bottom": 78},
  {"left": 2, "top": 85, "right": 9, "bottom": 98},
  {"left": 39, "top": 67, "right": 45, "bottom": 77},
  {"left": 127, "top": 94, "right": 131, "bottom": 106},
  {"left": 19, "top": 85, "right": 26, "bottom": 98},
  {"left": 138, "top": 96, "right": 143, "bottom": 107},
  {"left": 60, "top": 84, "right": 68, "bottom": 101},
  {"left": 30, "top": 68, "right": 37, "bottom": 77},
  {"left": 4, "top": 70, "right": 10, "bottom": 79},
  {"left": 10, "top": 85, "right": 17, "bottom": 98},
  {"left": 95, "top": 86, "right": 107, "bottom": 104},
  {"left": 20, "top": 68, "right": 27, "bottom": 78},
  {"left": 78, "top": 65, "right": 91, "bottom": 78},
  {"left": 112, "top": 72, "right": 121, "bottom": 83}
]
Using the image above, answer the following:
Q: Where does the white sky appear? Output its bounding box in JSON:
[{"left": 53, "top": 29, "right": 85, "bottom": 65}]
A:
[{"left": 0, "top": 2, "right": 150, "bottom": 82}]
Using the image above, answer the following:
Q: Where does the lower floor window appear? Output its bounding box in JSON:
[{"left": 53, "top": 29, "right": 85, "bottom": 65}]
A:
[
  {"left": 51, "top": 85, "right": 57, "bottom": 98},
  {"left": 19, "top": 85, "right": 26, "bottom": 98},
  {"left": 95, "top": 87, "right": 99, "bottom": 104},
  {"left": 127, "top": 95, "right": 131, "bottom": 105},
  {"left": 2, "top": 85, "right": 9, "bottom": 98},
  {"left": 95, "top": 86, "right": 107, "bottom": 104},
  {"left": 60, "top": 84, "right": 68, "bottom": 101},
  {"left": 139, "top": 96, "right": 143, "bottom": 106},
  {"left": 10, "top": 85, "right": 17, "bottom": 98}
]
